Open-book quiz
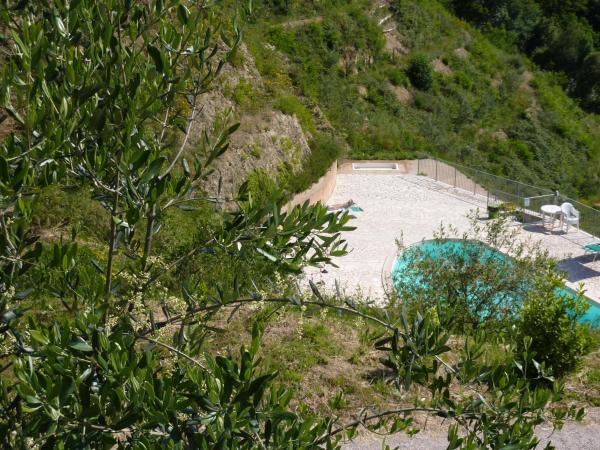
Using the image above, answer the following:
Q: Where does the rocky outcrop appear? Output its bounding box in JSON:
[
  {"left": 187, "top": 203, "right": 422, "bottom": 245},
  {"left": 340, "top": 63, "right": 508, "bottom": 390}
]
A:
[{"left": 185, "top": 43, "right": 314, "bottom": 201}]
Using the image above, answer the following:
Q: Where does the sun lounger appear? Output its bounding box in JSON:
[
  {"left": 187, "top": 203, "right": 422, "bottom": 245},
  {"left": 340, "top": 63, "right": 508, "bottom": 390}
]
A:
[
  {"left": 328, "top": 199, "right": 362, "bottom": 212},
  {"left": 583, "top": 243, "right": 600, "bottom": 261}
]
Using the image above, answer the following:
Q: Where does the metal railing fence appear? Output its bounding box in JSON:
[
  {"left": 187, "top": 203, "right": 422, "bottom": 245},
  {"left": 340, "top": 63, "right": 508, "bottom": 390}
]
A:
[{"left": 416, "top": 158, "right": 600, "bottom": 238}]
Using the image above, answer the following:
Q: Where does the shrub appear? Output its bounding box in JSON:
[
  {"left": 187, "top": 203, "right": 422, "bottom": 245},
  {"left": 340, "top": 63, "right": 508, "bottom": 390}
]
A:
[
  {"left": 406, "top": 54, "right": 433, "bottom": 90},
  {"left": 386, "top": 66, "right": 408, "bottom": 86},
  {"left": 227, "top": 46, "right": 245, "bottom": 68},
  {"left": 452, "top": 70, "right": 474, "bottom": 90},
  {"left": 518, "top": 291, "right": 595, "bottom": 378},
  {"left": 284, "top": 133, "right": 342, "bottom": 193},
  {"left": 245, "top": 34, "right": 292, "bottom": 93},
  {"left": 514, "top": 141, "right": 534, "bottom": 162},
  {"left": 32, "top": 185, "right": 108, "bottom": 241},
  {"left": 413, "top": 91, "right": 434, "bottom": 111},
  {"left": 275, "top": 95, "right": 316, "bottom": 134},
  {"left": 231, "top": 78, "right": 263, "bottom": 111},
  {"left": 246, "top": 169, "right": 280, "bottom": 204}
]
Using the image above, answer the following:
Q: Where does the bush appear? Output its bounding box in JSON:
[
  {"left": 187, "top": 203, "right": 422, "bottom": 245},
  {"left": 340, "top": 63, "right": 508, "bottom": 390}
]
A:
[
  {"left": 518, "top": 292, "right": 595, "bottom": 378},
  {"left": 514, "top": 141, "right": 534, "bottom": 162},
  {"left": 231, "top": 78, "right": 263, "bottom": 111},
  {"left": 32, "top": 185, "right": 108, "bottom": 241},
  {"left": 413, "top": 91, "right": 434, "bottom": 111},
  {"left": 452, "top": 70, "right": 474, "bottom": 90},
  {"left": 284, "top": 133, "right": 342, "bottom": 193},
  {"left": 246, "top": 169, "right": 280, "bottom": 204},
  {"left": 406, "top": 54, "right": 433, "bottom": 90},
  {"left": 386, "top": 66, "right": 408, "bottom": 86},
  {"left": 275, "top": 95, "right": 316, "bottom": 134}
]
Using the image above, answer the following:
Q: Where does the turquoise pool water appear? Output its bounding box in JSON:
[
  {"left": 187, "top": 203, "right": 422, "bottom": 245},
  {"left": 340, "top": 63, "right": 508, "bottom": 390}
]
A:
[{"left": 392, "top": 239, "right": 600, "bottom": 327}]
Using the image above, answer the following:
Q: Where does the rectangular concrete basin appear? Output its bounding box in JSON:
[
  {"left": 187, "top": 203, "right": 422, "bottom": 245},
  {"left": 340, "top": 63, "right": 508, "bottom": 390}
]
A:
[{"left": 352, "top": 162, "right": 399, "bottom": 170}]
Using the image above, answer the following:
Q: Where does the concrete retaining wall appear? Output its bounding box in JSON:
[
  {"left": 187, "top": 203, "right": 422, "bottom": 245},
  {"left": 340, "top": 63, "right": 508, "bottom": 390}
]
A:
[{"left": 285, "top": 161, "right": 338, "bottom": 210}]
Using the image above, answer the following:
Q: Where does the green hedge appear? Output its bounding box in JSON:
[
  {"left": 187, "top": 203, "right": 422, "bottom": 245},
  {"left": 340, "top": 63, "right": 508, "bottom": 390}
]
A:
[{"left": 283, "top": 133, "right": 342, "bottom": 194}]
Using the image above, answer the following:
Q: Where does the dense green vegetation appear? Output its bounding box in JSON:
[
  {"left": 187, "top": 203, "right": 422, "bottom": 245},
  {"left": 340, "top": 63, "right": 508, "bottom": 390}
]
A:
[
  {"left": 443, "top": 0, "right": 600, "bottom": 112},
  {"left": 242, "top": 0, "right": 600, "bottom": 199}
]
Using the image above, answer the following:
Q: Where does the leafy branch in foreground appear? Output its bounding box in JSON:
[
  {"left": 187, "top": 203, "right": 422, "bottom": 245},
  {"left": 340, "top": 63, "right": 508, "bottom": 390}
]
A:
[
  {"left": 0, "top": 1, "right": 354, "bottom": 447},
  {"left": 107, "top": 274, "right": 585, "bottom": 450}
]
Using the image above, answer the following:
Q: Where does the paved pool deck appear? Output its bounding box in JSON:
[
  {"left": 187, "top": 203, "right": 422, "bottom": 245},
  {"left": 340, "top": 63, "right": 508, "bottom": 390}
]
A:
[{"left": 306, "top": 172, "right": 600, "bottom": 307}]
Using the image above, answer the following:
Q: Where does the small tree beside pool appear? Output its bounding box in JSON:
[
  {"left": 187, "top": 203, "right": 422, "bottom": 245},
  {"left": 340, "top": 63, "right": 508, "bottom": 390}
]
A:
[
  {"left": 391, "top": 217, "right": 598, "bottom": 376},
  {"left": 393, "top": 239, "right": 600, "bottom": 327}
]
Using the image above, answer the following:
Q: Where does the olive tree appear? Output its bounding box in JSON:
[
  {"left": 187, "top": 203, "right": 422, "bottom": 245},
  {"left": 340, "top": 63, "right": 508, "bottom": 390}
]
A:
[{"left": 0, "top": 1, "right": 353, "bottom": 447}]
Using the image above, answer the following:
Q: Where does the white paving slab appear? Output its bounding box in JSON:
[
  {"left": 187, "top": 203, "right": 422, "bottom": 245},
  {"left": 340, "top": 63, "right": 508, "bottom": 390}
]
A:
[{"left": 306, "top": 173, "right": 600, "bottom": 307}]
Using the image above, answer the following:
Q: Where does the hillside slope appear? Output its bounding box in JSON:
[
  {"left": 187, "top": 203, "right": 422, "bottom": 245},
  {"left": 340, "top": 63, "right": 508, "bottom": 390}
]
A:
[{"left": 237, "top": 0, "right": 600, "bottom": 200}]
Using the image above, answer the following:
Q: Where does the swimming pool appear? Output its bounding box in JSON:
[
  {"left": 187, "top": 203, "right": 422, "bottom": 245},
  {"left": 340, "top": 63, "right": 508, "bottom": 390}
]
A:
[{"left": 392, "top": 239, "right": 600, "bottom": 326}]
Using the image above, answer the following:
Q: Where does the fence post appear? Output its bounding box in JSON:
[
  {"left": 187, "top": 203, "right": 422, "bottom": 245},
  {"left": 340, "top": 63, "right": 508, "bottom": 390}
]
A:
[
  {"left": 417, "top": 158, "right": 420, "bottom": 175},
  {"left": 454, "top": 167, "right": 457, "bottom": 188},
  {"left": 435, "top": 159, "right": 438, "bottom": 181},
  {"left": 554, "top": 190, "right": 559, "bottom": 205}
]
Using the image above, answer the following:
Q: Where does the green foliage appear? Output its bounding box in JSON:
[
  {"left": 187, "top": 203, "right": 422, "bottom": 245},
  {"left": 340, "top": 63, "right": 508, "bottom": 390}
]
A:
[
  {"left": 31, "top": 186, "right": 108, "bottom": 241},
  {"left": 0, "top": 0, "right": 596, "bottom": 448},
  {"left": 394, "top": 217, "right": 562, "bottom": 331},
  {"left": 245, "top": 33, "right": 293, "bottom": 93},
  {"left": 0, "top": 1, "right": 356, "bottom": 447},
  {"left": 452, "top": 70, "right": 475, "bottom": 91},
  {"left": 588, "top": 367, "right": 600, "bottom": 386},
  {"left": 282, "top": 133, "right": 342, "bottom": 194},
  {"left": 386, "top": 66, "right": 409, "bottom": 87},
  {"left": 2, "top": 318, "right": 340, "bottom": 448},
  {"left": 275, "top": 94, "right": 316, "bottom": 134},
  {"left": 514, "top": 141, "right": 534, "bottom": 163},
  {"left": 518, "top": 291, "right": 595, "bottom": 377},
  {"left": 246, "top": 169, "right": 280, "bottom": 205},
  {"left": 446, "top": 0, "right": 600, "bottom": 112},
  {"left": 249, "top": 144, "right": 263, "bottom": 158},
  {"left": 244, "top": 133, "right": 339, "bottom": 202},
  {"left": 374, "top": 305, "right": 585, "bottom": 449},
  {"left": 394, "top": 215, "right": 595, "bottom": 379},
  {"left": 232, "top": 78, "right": 264, "bottom": 111},
  {"left": 243, "top": 0, "right": 600, "bottom": 196},
  {"left": 532, "top": 15, "right": 594, "bottom": 72},
  {"left": 228, "top": 45, "right": 246, "bottom": 68},
  {"left": 576, "top": 51, "right": 600, "bottom": 112},
  {"left": 406, "top": 54, "right": 434, "bottom": 90}
]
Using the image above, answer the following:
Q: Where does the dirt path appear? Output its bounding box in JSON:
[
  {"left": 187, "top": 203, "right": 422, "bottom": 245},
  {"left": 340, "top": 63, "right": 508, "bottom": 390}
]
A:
[
  {"left": 280, "top": 17, "right": 322, "bottom": 29},
  {"left": 343, "top": 408, "right": 600, "bottom": 449}
]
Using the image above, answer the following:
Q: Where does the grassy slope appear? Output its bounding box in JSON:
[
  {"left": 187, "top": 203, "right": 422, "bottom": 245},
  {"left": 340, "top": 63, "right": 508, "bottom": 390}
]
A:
[
  {"left": 242, "top": 0, "right": 600, "bottom": 199},
  {"left": 208, "top": 303, "right": 600, "bottom": 420}
]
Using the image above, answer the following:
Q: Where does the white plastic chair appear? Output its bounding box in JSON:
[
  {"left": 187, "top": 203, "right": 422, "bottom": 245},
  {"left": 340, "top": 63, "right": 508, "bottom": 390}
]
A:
[{"left": 560, "top": 202, "right": 580, "bottom": 232}]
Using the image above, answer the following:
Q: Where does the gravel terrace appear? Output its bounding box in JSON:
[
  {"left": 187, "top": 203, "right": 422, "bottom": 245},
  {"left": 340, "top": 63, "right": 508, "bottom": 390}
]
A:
[
  {"left": 306, "top": 172, "right": 600, "bottom": 308},
  {"left": 341, "top": 407, "right": 600, "bottom": 450}
]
